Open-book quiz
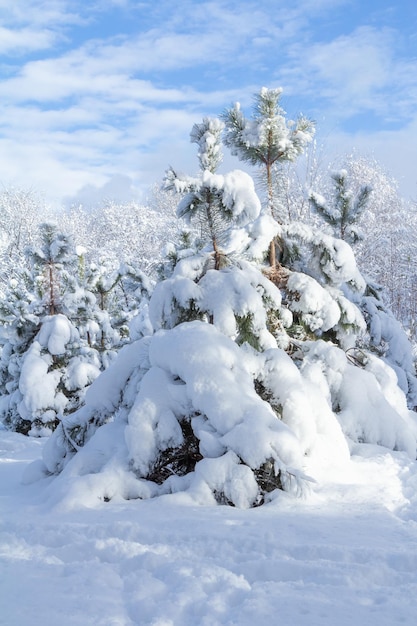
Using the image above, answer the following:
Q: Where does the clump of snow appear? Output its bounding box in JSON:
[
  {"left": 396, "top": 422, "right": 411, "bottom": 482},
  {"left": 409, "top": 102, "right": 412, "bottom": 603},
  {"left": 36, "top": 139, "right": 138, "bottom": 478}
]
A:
[
  {"left": 300, "top": 341, "right": 417, "bottom": 459},
  {"left": 245, "top": 212, "right": 280, "bottom": 260},
  {"left": 149, "top": 255, "right": 283, "bottom": 350},
  {"left": 286, "top": 272, "right": 341, "bottom": 332},
  {"left": 38, "top": 314, "right": 76, "bottom": 355},
  {"left": 63, "top": 357, "right": 100, "bottom": 391},
  {"left": 220, "top": 170, "right": 261, "bottom": 224},
  {"left": 282, "top": 222, "right": 366, "bottom": 290},
  {"left": 257, "top": 347, "right": 350, "bottom": 464},
  {"left": 192, "top": 450, "right": 259, "bottom": 509},
  {"left": 18, "top": 342, "right": 65, "bottom": 422}
]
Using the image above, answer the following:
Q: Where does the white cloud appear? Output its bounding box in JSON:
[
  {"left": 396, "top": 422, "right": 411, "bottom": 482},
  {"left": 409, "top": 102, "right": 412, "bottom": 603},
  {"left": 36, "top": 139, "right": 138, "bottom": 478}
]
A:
[
  {"left": 0, "top": 26, "right": 59, "bottom": 55},
  {"left": 0, "top": 0, "right": 416, "bottom": 207},
  {"left": 285, "top": 24, "right": 417, "bottom": 123},
  {"left": 307, "top": 27, "right": 392, "bottom": 98},
  {"left": 0, "top": 0, "right": 87, "bottom": 56}
]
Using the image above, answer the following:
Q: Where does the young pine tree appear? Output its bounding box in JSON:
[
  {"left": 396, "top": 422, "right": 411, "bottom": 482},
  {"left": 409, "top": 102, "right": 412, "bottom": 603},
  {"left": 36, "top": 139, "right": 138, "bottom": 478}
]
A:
[
  {"left": 0, "top": 224, "right": 148, "bottom": 435},
  {"left": 31, "top": 222, "right": 76, "bottom": 316},
  {"left": 165, "top": 117, "right": 234, "bottom": 270},
  {"left": 309, "top": 169, "right": 372, "bottom": 244},
  {"left": 222, "top": 87, "right": 315, "bottom": 265}
]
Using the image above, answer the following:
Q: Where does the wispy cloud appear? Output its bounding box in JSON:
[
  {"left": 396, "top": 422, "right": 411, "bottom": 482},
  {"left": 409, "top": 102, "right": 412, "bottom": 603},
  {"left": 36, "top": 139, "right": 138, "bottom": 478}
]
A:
[
  {"left": 0, "top": 0, "right": 86, "bottom": 55},
  {"left": 0, "top": 26, "right": 60, "bottom": 55},
  {"left": 0, "top": 0, "right": 416, "bottom": 204},
  {"left": 285, "top": 25, "right": 417, "bottom": 123}
]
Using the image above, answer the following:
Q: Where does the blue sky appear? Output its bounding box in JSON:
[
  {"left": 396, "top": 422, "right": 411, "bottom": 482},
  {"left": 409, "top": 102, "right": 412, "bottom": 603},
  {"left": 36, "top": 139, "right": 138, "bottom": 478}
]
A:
[{"left": 1, "top": 0, "right": 416, "bottom": 206}]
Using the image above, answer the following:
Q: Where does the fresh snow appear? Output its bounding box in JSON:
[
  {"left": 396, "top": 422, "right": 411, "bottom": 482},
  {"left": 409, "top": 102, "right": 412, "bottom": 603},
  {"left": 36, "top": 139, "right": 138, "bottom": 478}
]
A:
[
  {"left": 2, "top": 98, "right": 417, "bottom": 624},
  {"left": 2, "top": 427, "right": 417, "bottom": 625}
]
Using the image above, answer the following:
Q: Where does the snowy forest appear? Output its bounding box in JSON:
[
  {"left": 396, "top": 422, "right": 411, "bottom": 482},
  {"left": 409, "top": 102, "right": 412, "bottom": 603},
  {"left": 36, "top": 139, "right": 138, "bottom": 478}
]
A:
[{"left": 1, "top": 87, "right": 417, "bottom": 509}]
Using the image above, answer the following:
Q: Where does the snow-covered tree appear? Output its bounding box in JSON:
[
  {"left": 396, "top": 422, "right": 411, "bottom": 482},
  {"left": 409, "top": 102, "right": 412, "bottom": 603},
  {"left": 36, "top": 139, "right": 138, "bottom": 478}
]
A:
[
  {"left": 272, "top": 150, "right": 417, "bottom": 341},
  {"left": 77, "top": 257, "right": 153, "bottom": 361},
  {"left": 279, "top": 220, "right": 417, "bottom": 408},
  {"left": 0, "top": 226, "right": 94, "bottom": 434},
  {"left": 30, "top": 223, "right": 76, "bottom": 316},
  {"left": 0, "top": 224, "right": 151, "bottom": 436},
  {"left": 222, "top": 87, "right": 315, "bottom": 265},
  {"left": 33, "top": 115, "right": 417, "bottom": 509},
  {"left": 344, "top": 156, "right": 417, "bottom": 336},
  {"left": 0, "top": 273, "right": 42, "bottom": 434},
  {"left": 59, "top": 191, "right": 183, "bottom": 278},
  {"left": 0, "top": 187, "right": 52, "bottom": 286},
  {"left": 164, "top": 117, "right": 263, "bottom": 271},
  {"left": 309, "top": 169, "right": 372, "bottom": 244}
]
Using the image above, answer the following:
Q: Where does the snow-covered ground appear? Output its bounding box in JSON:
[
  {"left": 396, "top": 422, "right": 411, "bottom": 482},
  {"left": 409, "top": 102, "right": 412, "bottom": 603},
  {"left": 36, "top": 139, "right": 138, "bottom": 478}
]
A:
[{"left": 1, "top": 427, "right": 417, "bottom": 626}]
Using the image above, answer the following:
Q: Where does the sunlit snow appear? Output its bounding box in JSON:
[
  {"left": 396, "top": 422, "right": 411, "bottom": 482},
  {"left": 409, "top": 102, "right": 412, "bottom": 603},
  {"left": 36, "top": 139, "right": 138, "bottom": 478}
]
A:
[{"left": 2, "top": 428, "right": 417, "bottom": 625}]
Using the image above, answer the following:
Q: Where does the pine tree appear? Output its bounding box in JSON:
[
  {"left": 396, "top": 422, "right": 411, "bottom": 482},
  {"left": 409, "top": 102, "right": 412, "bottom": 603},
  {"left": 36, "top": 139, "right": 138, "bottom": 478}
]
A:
[
  {"left": 0, "top": 274, "right": 41, "bottom": 434},
  {"left": 222, "top": 87, "right": 315, "bottom": 265},
  {"left": 165, "top": 118, "right": 259, "bottom": 270},
  {"left": 77, "top": 257, "right": 152, "bottom": 359},
  {"left": 309, "top": 169, "right": 372, "bottom": 244},
  {"left": 35, "top": 113, "right": 417, "bottom": 509},
  {"left": 0, "top": 223, "right": 151, "bottom": 435}
]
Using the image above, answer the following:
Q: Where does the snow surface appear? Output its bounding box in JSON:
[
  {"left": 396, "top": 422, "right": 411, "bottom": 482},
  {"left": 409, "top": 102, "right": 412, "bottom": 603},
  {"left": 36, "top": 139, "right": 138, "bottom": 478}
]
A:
[{"left": 2, "top": 427, "right": 417, "bottom": 625}]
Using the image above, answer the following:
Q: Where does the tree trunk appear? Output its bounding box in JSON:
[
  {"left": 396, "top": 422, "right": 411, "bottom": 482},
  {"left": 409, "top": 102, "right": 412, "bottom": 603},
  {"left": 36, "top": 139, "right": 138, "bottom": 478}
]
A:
[
  {"left": 205, "top": 191, "right": 221, "bottom": 271},
  {"left": 48, "top": 263, "right": 56, "bottom": 315},
  {"left": 269, "top": 239, "right": 276, "bottom": 268},
  {"left": 266, "top": 160, "right": 276, "bottom": 267}
]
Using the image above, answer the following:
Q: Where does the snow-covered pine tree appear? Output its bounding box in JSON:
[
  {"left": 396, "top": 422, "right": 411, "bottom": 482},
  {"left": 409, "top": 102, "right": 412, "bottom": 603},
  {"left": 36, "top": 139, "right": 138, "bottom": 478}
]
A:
[
  {"left": 0, "top": 225, "right": 97, "bottom": 435},
  {"left": 265, "top": 150, "right": 417, "bottom": 340},
  {"left": 288, "top": 161, "right": 417, "bottom": 407},
  {"left": 72, "top": 254, "right": 152, "bottom": 366},
  {"left": 38, "top": 118, "right": 316, "bottom": 501},
  {"left": 33, "top": 112, "right": 417, "bottom": 510},
  {"left": 277, "top": 212, "right": 417, "bottom": 410},
  {"left": 222, "top": 87, "right": 315, "bottom": 265},
  {"left": 31, "top": 222, "right": 76, "bottom": 316},
  {"left": 0, "top": 223, "right": 151, "bottom": 436},
  {"left": 309, "top": 169, "right": 372, "bottom": 244},
  {"left": 0, "top": 273, "right": 41, "bottom": 434},
  {"left": 164, "top": 117, "right": 231, "bottom": 271}
]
